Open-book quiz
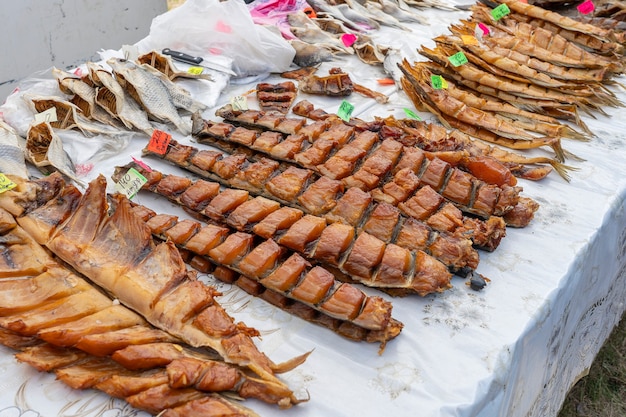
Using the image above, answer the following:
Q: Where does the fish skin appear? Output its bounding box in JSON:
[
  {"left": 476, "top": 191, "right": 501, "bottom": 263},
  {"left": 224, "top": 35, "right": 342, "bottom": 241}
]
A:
[
  {"left": 51, "top": 67, "right": 125, "bottom": 129},
  {"left": 25, "top": 121, "right": 84, "bottom": 186},
  {"left": 24, "top": 94, "right": 123, "bottom": 138},
  {"left": 0, "top": 121, "right": 29, "bottom": 179},
  {"left": 86, "top": 62, "right": 154, "bottom": 136},
  {"left": 107, "top": 58, "right": 192, "bottom": 136},
  {"left": 138, "top": 63, "right": 207, "bottom": 114},
  {"left": 290, "top": 40, "right": 334, "bottom": 67}
]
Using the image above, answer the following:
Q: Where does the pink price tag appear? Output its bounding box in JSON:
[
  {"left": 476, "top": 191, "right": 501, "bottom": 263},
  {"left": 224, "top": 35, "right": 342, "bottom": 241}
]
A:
[
  {"left": 577, "top": 0, "right": 594, "bottom": 14},
  {"left": 478, "top": 23, "right": 490, "bottom": 36},
  {"left": 341, "top": 33, "right": 358, "bottom": 48},
  {"left": 73, "top": 67, "right": 84, "bottom": 77},
  {"left": 132, "top": 156, "right": 153, "bottom": 172}
]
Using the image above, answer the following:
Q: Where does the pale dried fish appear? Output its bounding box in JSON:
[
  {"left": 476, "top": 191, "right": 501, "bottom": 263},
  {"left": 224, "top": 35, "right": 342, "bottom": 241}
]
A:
[
  {"left": 137, "top": 51, "right": 214, "bottom": 81},
  {"left": 0, "top": 121, "right": 29, "bottom": 179},
  {"left": 290, "top": 40, "right": 335, "bottom": 67},
  {"left": 86, "top": 62, "right": 154, "bottom": 136},
  {"left": 51, "top": 67, "right": 125, "bottom": 129},
  {"left": 25, "top": 122, "right": 83, "bottom": 185},
  {"left": 107, "top": 58, "right": 192, "bottom": 136}
]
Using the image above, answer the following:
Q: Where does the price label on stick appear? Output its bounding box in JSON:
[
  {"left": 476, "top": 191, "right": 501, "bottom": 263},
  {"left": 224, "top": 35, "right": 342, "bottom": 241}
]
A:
[
  {"left": 147, "top": 130, "right": 172, "bottom": 155},
  {"left": 34, "top": 107, "right": 58, "bottom": 124},
  {"left": 114, "top": 168, "right": 147, "bottom": 199},
  {"left": 231, "top": 95, "right": 248, "bottom": 111},
  {"left": 491, "top": 4, "right": 510, "bottom": 21},
  {"left": 448, "top": 51, "right": 469, "bottom": 67},
  {"left": 577, "top": 0, "right": 594, "bottom": 14},
  {"left": 188, "top": 66, "right": 204, "bottom": 75},
  {"left": 338, "top": 100, "right": 355, "bottom": 122},
  {"left": 403, "top": 108, "right": 422, "bottom": 120},
  {"left": 0, "top": 173, "right": 16, "bottom": 194},
  {"left": 461, "top": 35, "right": 479, "bottom": 45},
  {"left": 476, "top": 22, "right": 490, "bottom": 39},
  {"left": 431, "top": 75, "right": 448, "bottom": 90}
]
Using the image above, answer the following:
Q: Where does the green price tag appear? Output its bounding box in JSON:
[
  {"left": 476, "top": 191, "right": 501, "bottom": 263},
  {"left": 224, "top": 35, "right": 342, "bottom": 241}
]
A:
[
  {"left": 491, "top": 4, "right": 510, "bottom": 20},
  {"left": 114, "top": 167, "right": 147, "bottom": 199},
  {"left": 448, "top": 51, "right": 469, "bottom": 67},
  {"left": 231, "top": 95, "right": 248, "bottom": 111},
  {"left": 338, "top": 100, "right": 355, "bottom": 122},
  {"left": 403, "top": 108, "right": 422, "bottom": 120},
  {"left": 188, "top": 66, "right": 204, "bottom": 75},
  {"left": 431, "top": 75, "right": 449, "bottom": 90},
  {"left": 0, "top": 173, "right": 17, "bottom": 194}
]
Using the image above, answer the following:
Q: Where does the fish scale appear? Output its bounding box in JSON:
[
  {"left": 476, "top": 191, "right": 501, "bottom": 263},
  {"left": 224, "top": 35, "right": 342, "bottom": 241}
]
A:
[
  {"left": 107, "top": 58, "right": 192, "bottom": 136},
  {"left": 0, "top": 121, "right": 29, "bottom": 179}
]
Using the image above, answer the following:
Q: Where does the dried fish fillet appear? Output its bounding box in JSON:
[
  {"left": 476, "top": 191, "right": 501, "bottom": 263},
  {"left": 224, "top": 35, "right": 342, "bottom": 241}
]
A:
[{"left": 0, "top": 174, "right": 304, "bottom": 402}]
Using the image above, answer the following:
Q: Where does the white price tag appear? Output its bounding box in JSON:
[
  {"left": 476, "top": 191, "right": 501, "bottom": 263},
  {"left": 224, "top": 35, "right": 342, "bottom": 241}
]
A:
[
  {"left": 231, "top": 95, "right": 248, "bottom": 111},
  {"left": 114, "top": 167, "right": 147, "bottom": 199},
  {"left": 34, "top": 107, "right": 58, "bottom": 124}
]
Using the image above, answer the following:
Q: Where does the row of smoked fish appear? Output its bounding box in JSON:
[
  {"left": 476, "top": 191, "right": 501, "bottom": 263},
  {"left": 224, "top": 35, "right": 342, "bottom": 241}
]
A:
[
  {"left": 1, "top": 0, "right": 626, "bottom": 415},
  {"left": 399, "top": 0, "right": 626, "bottom": 174}
]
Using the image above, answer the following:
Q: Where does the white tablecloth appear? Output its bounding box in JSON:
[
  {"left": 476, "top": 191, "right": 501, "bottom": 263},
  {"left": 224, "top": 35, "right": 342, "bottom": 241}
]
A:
[{"left": 1, "top": 3, "right": 625, "bottom": 417}]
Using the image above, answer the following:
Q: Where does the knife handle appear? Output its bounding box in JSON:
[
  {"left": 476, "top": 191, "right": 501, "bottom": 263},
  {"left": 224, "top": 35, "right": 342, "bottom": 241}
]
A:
[{"left": 162, "top": 48, "right": 203, "bottom": 65}]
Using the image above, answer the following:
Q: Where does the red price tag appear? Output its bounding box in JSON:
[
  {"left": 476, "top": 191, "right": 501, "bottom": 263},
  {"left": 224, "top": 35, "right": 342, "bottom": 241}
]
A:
[
  {"left": 147, "top": 130, "right": 172, "bottom": 155},
  {"left": 577, "top": 0, "right": 594, "bottom": 14}
]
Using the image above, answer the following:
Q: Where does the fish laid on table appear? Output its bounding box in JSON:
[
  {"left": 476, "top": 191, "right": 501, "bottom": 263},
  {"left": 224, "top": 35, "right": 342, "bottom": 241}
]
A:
[
  {"left": 207, "top": 104, "right": 535, "bottom": 227},
  {"left": 0, "top": 173, "right": 307, "bottom": 402},
  {"left": 148, "top": 128, "right": 506, "bottom": 253},
  {"left": 107, "top": 58, "right": 193, "bottom": 136},
  {"left": 291, "top": 98, "right": 566, "bottom": 182},
  {"left": 0, "top": 121, "right": 29, "bottom": 179},
  {"left": 290, "top": 23, "right": 355, "bottom": 55},
  {"left": 86, "top": 62, "right": 155, "bottom": 136},
  {"left": 25, "top": 121, "right": 83, "bottom": 185},
  {"left": 137, "top": 50, "right": 214, "bottom": 81},
  {"left": 116, "top": 162, "right": 479, "bottom": 290},
  {"left": 111, "top": 167, "right": 404, "bottom": 343},
  {"left": 374, "top": 0, "right": 428, "bottom": 24},
  {"left": 138, "top": 63, "right": 208, "bottom": 114},
  {"left": 290, "top": 39, "right": 335, "bottom": 67},
  {"left": 24, "top": 95, "right": 121, "bottom": 137},
  {"left": 51, "top": 67, "right": 125, "bottom": 128},
  {"left": 398, "top": 61, "right": 569, "bottom": 162},
  {"left": 0, "top": 203, "right": 299, "bottom": 413}
]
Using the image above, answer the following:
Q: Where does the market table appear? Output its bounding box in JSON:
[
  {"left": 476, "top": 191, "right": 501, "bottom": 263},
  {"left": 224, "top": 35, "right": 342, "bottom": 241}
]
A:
[{"left": 1, "top": 1, "right": 625, "bottom": 416}]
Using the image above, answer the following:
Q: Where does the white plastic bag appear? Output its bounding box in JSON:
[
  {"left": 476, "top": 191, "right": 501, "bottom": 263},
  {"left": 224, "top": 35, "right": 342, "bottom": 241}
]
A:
[{"left": 144, "top": 0, "right": 296, "bottom": 77}]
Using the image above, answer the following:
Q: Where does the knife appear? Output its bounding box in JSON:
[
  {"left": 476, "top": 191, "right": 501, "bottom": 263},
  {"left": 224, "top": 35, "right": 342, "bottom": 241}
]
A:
[{"left": 162, "top": 48, "right": 237, "bottom": 76}]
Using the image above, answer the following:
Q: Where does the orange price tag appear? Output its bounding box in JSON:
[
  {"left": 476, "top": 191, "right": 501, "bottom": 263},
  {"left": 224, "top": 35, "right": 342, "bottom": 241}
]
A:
[
  {"left": 461, "top": 35, "right": 479, "bottom": 45},
  {"left": 147, "top": 130, "right": 172, "bottom": 155}
]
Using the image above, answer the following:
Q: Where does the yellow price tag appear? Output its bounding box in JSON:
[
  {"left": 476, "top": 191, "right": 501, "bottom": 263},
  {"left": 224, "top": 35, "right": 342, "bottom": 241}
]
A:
[
  {"left": 188, "top": 66, "right": 204, "bottom": 75},
  {"left": 0, "top": 173, "right": 17, "bottom": 194}
]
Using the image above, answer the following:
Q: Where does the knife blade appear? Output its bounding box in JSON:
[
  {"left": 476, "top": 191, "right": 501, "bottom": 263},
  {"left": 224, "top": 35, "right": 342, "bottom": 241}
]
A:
[{"left": 162, "top": 48, "right": 237, "bottom": 76}]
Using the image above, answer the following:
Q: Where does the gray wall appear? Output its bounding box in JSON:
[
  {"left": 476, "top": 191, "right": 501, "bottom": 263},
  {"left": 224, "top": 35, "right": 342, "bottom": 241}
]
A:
[{"left": 0, "top": 0, "right": 168, "bottom": 101}]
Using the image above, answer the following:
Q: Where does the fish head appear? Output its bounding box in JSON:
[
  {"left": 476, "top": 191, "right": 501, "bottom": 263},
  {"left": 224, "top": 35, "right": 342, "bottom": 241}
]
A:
[{"left": 106, "top": 58, "right": 138, "bottom": 77}]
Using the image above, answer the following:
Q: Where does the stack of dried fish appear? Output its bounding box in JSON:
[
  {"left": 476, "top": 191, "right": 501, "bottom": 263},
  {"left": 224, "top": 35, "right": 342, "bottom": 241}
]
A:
[
  {"left": 196, "top": 104, "right": 535, "bottom": 227},
  {"left": 137, "top": 100, "right": 537, "bottom": 293},
  {"left": 49, "top": 51, "right": 209, "bottom": 138},
  {"left": 292, "top": 99, "right": 569, "bottom": 182},
  {"left": 286, "top": 0, "right": 444, "bottom": 66},
  {"left": 398, "top": 0, "right": 625, "bottom": 174},
  {"left": 0, "top": 173, "right": 310, "bottom": 414}
]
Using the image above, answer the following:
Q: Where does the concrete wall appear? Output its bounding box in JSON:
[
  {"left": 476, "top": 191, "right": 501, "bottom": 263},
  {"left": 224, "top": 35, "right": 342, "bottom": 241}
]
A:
[{"left": 0, "top": 0, "right": 168, "bottom": 101}]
